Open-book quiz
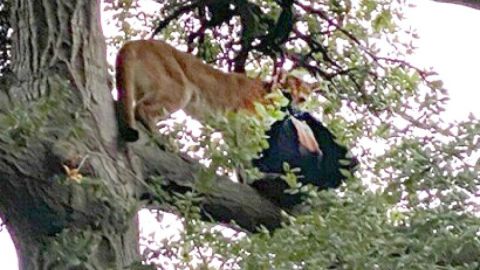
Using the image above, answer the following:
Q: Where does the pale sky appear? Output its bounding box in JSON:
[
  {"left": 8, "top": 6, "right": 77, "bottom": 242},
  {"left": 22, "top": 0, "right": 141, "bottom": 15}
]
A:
[
  {"left": 405, "top": 0, "right": 480, "bottom": 121},
  {"left": 1, "top": 1, "right": 479, "bottom": 269}
]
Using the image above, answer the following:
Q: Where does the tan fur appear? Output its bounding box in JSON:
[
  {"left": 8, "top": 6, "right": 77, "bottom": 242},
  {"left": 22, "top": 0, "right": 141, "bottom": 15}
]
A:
[
  {"left": 115, "top": 40, "right": 269, "bottom": 140},
  {"left": 275, "top": 71, "right": 317, "bottom": 104}
]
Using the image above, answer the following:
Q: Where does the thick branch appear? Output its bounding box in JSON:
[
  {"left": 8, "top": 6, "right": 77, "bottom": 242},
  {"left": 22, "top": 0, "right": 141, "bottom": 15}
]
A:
[{"left": 130, "top": 128, "right": 283, "bottom": 232}]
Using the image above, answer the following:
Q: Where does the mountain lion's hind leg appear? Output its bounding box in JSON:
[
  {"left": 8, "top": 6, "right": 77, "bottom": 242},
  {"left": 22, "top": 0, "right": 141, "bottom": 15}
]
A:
[{"left": 135, "top": 103, "right": 160, "bottom": 134}]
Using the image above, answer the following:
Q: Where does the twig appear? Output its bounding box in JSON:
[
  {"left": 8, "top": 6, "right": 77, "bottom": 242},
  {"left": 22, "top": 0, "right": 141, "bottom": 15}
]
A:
[{"left": 150, "top": 1, "right": 200, "bottom": 38}]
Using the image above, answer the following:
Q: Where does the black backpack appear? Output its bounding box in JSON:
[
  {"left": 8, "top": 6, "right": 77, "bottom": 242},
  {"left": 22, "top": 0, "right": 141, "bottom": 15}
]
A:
[{"left": 252, "top": 110, "right": 357, "bottom": 207}]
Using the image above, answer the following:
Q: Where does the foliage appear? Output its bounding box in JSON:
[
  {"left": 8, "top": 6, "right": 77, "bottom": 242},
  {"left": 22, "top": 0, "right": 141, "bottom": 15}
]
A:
[
  {"left": 0, "top": 87, "right": 86, "bottom": 148},
  {"left": 45, "top": 229, "right": 99, "bottom": 267},
  {"left": 104, "top": 0, "right": 480, "bottom": 269},
  {"left": 238, "top": 189, "right": 480, "bottom": 269}
]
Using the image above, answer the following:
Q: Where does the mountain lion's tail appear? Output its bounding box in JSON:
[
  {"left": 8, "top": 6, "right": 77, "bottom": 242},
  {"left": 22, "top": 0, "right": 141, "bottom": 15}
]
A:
[{"left": 115, "top": 46, "right": 139, "bottom": 142}]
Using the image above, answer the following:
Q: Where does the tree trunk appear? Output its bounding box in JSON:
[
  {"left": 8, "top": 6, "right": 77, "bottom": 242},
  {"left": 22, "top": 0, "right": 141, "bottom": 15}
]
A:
[
  {"left": 0, "top": 0, "right": 285, "bottom": 268},
  {"left": 0, "top": 0, "right": 142, "bottom": 268}
]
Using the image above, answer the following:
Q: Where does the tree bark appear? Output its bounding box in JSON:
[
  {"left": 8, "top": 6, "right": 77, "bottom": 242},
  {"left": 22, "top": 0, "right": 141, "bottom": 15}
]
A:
[
  {"left": 0, "top": 0, "right": 284, "bottom": 268},
  {"left": 0, "top": 0, "right": 142, "bottom": 268}
]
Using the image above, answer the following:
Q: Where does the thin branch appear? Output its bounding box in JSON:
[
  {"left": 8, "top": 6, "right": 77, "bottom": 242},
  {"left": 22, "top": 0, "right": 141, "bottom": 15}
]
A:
[
  {"left": 433, "top": 0, "right": 480, "bottom": 10},
  {"left": 150, "top": 1, "right": 200, "bottom": 38},
  {"left": 395, "top": 110, "right": 454, "bottom": 137},
  {"left": 291, "top": 28, "right": 341, "bottom": 70},
  {"left": 293, "top": 0, "right": 434, "bottom": 81}
]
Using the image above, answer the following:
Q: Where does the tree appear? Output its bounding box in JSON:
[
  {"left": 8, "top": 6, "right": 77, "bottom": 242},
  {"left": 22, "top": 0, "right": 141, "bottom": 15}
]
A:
[
  {"left": 1, "top": 0, "right": 479, "bottom": 269},
  {"left": 433, "top": 0, "right": 480, "bottom": 10}
]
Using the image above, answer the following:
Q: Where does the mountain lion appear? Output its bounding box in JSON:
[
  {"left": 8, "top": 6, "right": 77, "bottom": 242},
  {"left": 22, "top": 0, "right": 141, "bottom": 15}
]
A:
[{"left": 115, "top": 40, "right": 318, "bottom": 153}]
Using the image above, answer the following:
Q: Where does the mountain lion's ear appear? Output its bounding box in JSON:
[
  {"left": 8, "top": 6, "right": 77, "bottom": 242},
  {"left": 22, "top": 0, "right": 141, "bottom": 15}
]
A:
[
  {"left": 263, "top": 81, "right": 273, "bottom": 91},
  {"left": 275, "top": 69, "right": 288, "bottom": 86}
]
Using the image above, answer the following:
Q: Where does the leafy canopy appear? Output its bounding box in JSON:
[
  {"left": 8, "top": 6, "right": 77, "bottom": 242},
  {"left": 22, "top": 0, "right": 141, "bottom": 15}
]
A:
[{"left": 103, "top": 0, "right": 480, "bottom": 268}]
